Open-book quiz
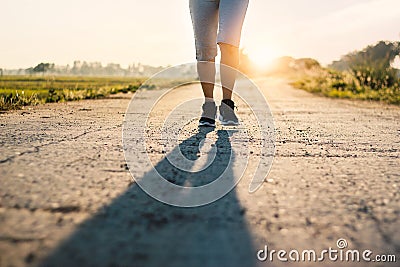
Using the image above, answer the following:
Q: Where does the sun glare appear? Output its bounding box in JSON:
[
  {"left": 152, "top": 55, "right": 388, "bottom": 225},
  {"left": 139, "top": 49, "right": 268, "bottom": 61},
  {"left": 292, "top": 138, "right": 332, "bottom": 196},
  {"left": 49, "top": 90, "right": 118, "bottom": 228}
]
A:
[
  {"left": 391, "top": 55, "right": 400, "bottom": 69},
  {"left": 247, "top": 48, "right": 279, "bottom": 69}
]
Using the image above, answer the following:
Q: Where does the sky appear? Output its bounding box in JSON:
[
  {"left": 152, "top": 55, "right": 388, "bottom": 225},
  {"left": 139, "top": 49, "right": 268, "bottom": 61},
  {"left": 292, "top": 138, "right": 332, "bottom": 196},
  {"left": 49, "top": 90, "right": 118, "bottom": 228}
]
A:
[{"left": 1, "top": 0, "right": 399, "bottom": 69}]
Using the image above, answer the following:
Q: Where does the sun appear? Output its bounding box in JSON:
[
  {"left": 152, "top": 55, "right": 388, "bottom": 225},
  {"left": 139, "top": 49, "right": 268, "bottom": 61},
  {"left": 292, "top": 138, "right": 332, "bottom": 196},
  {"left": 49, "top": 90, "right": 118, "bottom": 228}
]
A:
[{"left": 246, "top": 48, "right": 279, "bottom": 69}]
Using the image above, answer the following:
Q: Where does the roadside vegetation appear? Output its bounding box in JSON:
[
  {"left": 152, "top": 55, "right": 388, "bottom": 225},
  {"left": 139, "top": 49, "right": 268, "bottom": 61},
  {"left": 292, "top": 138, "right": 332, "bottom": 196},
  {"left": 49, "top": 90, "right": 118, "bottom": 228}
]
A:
[
  {"left": 293, "top": 41, "right": 400, "bottom": 105},
  {"left": 0, "top": 76, "right": 144, "bottom": 111},
  {"left": 240, "top": 41, "right": 400, "bottom": 105},
  {"left": 291, "top": 66, "right": 400, "bottom": 105}
]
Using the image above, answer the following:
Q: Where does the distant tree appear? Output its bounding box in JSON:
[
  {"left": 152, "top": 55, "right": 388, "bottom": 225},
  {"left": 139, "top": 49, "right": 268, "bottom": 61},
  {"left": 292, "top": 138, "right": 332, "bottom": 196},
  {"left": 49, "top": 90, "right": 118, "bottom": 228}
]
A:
[
  {"left": 294, "top": 58, "right": 320, "bottom": 70},
  {"left": 330, "top": 41, "right": 400, "bottom": 89},
  {"left": 105, "top": 63, "right": 124, "bottom": 76},
  {"left": 33, "top": 63, "right": 55, "bottom": 75},
  {"left": 80, "top": 61, "right": 91, "bottom": 75},
  {"left": 0, "top": 68, "right": 3, "bottom": 76},
  {"left": 25, "top": 67, "right": 33, "bottom": 75},
  {"left": 71, "top": 61, "right": 82, "bottom": 75}
]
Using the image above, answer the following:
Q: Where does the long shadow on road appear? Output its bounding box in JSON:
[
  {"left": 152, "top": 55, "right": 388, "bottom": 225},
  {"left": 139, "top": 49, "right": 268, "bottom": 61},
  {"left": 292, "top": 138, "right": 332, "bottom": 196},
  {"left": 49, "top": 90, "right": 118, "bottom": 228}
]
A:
[{"left": 39, "top": 128, "right": 257, "bottom": 267}]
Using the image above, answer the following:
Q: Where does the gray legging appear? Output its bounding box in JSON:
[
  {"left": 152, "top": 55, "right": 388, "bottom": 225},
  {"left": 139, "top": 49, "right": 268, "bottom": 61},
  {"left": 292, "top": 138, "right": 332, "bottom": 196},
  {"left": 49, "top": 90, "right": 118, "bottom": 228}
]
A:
[{"left": 189, "top": 0, "right": 249, "bottom": 61}]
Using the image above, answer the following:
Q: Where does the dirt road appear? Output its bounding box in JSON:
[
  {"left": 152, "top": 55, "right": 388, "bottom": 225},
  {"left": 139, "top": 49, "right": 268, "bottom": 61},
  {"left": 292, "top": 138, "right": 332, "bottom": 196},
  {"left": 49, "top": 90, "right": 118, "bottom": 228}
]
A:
[{"left": 0, "top": 78, "right": 399, "bottom": 267}]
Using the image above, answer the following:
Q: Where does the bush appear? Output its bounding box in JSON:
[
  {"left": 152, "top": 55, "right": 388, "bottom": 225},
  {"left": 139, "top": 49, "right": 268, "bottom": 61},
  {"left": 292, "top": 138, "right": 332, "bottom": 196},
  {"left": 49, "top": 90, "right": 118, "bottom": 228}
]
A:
[
  {"left": 291, "top": 41, "right": 400, "bottom": 105},
  {"left": 330, "top": 41, "right": 400, "bottom": 90}
]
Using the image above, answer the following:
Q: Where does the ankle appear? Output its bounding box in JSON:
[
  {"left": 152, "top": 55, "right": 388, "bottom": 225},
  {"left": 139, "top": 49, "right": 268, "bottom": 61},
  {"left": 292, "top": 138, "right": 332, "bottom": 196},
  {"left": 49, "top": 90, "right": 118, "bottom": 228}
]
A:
[{"left": 221, "top": 99, "right": 235, "bottom": 109}]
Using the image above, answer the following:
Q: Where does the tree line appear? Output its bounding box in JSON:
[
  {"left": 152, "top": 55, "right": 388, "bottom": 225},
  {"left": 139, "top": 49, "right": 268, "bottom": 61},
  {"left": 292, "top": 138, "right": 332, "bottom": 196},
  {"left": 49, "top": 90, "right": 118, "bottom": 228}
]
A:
[{"left": 5, "top": 61, "right": 165, "bottom": 77}]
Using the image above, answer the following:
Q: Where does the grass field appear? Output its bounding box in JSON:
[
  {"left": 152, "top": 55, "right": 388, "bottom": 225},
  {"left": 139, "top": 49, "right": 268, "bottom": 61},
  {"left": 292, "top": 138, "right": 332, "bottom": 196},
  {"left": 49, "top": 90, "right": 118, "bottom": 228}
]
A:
[{"left": 0, "top": 76, "right": 145, "bottom": 111}]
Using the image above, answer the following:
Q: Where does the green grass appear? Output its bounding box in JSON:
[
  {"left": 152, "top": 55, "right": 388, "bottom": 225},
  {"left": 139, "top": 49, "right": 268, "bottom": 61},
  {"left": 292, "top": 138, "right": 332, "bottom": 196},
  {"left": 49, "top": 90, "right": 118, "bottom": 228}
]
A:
[
  {"left": 291, "top": 69, "right": 400, "bottom": 105},
  {"left": 0, "top": 76, "right": 145, "bottom": 111}
]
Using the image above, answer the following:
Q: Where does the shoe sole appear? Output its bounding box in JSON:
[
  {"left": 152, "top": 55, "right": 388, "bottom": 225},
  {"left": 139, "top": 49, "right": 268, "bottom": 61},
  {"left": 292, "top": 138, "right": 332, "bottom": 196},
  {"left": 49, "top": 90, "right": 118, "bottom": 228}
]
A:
[
  {"left": 199, "top": 121, "right": 215, "bottom": 127},
  {"left": 218, "top": 115, "right": 239, "bottom": 126}
]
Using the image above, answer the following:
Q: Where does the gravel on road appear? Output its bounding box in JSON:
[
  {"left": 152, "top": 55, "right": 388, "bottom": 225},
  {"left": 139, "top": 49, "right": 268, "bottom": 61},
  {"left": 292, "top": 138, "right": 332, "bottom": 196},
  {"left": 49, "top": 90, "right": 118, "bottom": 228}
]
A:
[{"left": 0, "top": 78, "right": 399, "bottom": 267}]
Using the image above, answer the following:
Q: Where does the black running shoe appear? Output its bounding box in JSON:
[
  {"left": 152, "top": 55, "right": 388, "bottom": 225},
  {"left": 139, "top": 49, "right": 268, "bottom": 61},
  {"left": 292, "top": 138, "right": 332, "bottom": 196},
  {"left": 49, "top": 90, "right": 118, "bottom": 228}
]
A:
[
  {"left": 199, "top": 101, "right": 217, "bottom": 127},
  {"left": 219, "top": 99, "right": 239, "bottom": 125}
]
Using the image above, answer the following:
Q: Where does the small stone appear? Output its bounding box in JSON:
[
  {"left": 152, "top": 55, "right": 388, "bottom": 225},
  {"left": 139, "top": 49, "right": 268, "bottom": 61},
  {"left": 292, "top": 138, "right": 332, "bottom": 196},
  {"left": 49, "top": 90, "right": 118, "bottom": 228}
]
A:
[
  {"left": 280, "top": 228, "right": 289, "bottom": 235},
  {"left": 25, "top": 252, "right": 35, "bottom": 263},
  {"left": 50, "top": 203, "right": 60, "bottom": 209}
]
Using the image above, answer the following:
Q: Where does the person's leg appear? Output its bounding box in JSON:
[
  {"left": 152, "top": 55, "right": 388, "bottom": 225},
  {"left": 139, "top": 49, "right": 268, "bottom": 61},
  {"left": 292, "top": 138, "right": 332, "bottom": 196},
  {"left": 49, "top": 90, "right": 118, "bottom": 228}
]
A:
[
  {"left": 189, "top": 0, "right": 219, "bottom": 126},
  {"left": 218, "top": 0, "right": 249, "bottom": 100},
  {"left": 217, "top": 0, "right": 248, "bottom": 125},
  {"left": 197, "top": 61, "right": 215, "bottom": 99},
  {"left": 189, "top": 0, "right": 219, "bottom": 99},
  {"left": 219, "top": 43, "right": 239, "bottom": 100}
]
